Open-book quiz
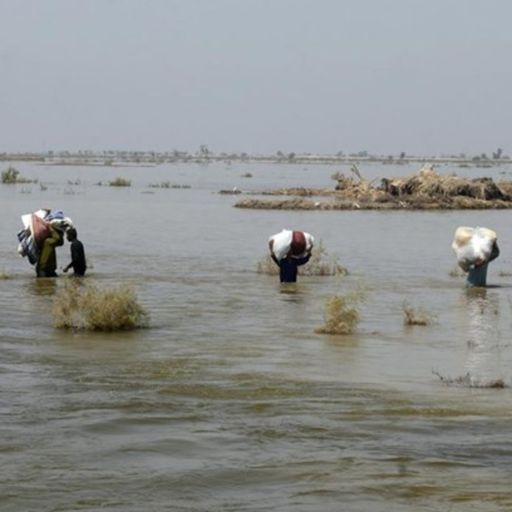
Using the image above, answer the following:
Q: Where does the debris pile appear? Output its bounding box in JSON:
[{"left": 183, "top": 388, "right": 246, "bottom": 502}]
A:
[{"left": 236, "top": 166, "right": 512, "bottom": 210}]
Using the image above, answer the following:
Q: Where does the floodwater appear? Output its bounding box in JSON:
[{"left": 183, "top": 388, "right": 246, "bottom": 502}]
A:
[{"left": 2, "top": 160, "right": 512, "bottom": 511}]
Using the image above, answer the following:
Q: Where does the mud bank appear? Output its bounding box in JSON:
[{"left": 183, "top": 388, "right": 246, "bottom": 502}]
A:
[{"left": 235, "top": 168, "right": 512, "bottom": 210}]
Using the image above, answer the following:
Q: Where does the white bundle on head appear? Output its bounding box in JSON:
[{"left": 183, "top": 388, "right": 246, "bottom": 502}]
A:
[
  {"left": 269, "top": 229, "right": 314, "bottom": 260},
  {"left": 452, "top": 226, "right": 497, "bottom": 271}
]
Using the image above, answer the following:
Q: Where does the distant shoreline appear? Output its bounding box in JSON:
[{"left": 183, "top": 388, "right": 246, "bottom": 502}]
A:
[{"left": 0, "top": 151, "right": 510, "bottom": 168}]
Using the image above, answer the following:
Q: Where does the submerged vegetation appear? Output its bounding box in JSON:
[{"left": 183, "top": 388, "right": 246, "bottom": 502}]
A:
[
  {"left": 149, "top": 181, "right": 172, "bottom": 188},
  {"left": 433, "top": 370, "right": 506, "bottom": 389},
  {"left": 449, "top": 266, "right": 465, "bottom": 278},
  {"left": 108, "top": 177, "right": 132, "bottom": 187},
  {"left": 402, "top": 301, "right": 433, "bottom": 326},
  {"left": 1, "top": 166, "right": 36, "bottom": 184},
  {"left": 53, "top": 281, "right": 149, "bottom": 331},
  {"left": 148, "top": 182, "right": 191, "bottom": 189},
  {"left": 257, "top": 240, "right": 347, "bottom": 276},
  {"left": 315, "top": 292, "right": 362, "bottom": 335}
]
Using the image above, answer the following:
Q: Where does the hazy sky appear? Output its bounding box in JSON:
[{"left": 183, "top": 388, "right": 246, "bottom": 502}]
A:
[{"left": 1, "top": 0, "right": 511, "bottom": 155}]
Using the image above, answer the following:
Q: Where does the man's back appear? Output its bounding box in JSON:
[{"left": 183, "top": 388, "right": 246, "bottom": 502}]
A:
[{"left": 70, "top": 239, "right": 86, "bottom": 275}]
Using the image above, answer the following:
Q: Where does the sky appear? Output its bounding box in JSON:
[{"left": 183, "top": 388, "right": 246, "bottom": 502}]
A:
[{"left": 0, "top": 0, "right": 511, "bottom": 156}]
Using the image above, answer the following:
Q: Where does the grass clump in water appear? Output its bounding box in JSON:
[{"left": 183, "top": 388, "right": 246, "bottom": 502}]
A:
[
  {"left": 149, "top": 181, "right": 171, "bottom": 188},
  {"left": 108, "top": 177, "right": 131, "bottom": 187},
  {"left": 257, "top": 240, "right": 347, "bottom": 276},
  {"left": 402, "top": 301, "right": 433, "bottom": 326},
  {"left": 433, "top": 370, "right": 505, "bottom": 389},
  {"left": 52, "top": 281, "right": 149, "bottom": 331},
  {"left": 449, "top": 265, "right": 465, "bottom": 278},
  {"left": 1, "top": 166, "right": 36, "bottom": 184},
  {"left": 0, "top": 271, "right": 10, "bottom": 279},
  {"left": 316, "top": 292, "right": 362, "bottom": 335}
]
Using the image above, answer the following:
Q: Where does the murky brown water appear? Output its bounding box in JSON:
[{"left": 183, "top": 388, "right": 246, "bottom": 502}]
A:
[{"left": 2, "top": 161, "right": 512, "bottom": 511}]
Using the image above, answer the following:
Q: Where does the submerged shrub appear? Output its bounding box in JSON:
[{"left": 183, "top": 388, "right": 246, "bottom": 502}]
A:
[
  {"left": 108, "top": 177, "right": 131, "bottom": 187},
  {"left": 433, "top": 370, "right": 505, "bottom": 389},
  {"left": 1, "top": 166, "right": 35, "bottom": 184},
  {"left": 449, "top": 265, "right": 465, "bottom": 278},
  {"left": 1, "top": 166, "right": 19, "bottom": 183},
  {"left": 52, "top": 281, "right": 149, "bottom": 331},
  {"left": 149, "top": 181, "right": 170, "bottom": 188},
  {"left": 257, "top": 240, "right": 347, "bottom": 276},
  {"left": 316, "top": 292, "right": 362, "bottom": 335},
  {"left": 402, "top": 301, "right": 432, "bottom": 326},
  {"left": 302, "top": 241, "right": 348, "bottom": 276}
]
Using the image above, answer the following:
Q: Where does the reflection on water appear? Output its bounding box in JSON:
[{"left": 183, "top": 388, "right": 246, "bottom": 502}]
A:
[
  {"left": 2, "top": 162, "right": 512, "bottom": 511},
  {"left": 26, "top": 277, "right": 58, "bottom": 296},
  {"left": 464, "top": 288, "right": 504, "bottom": 386}
]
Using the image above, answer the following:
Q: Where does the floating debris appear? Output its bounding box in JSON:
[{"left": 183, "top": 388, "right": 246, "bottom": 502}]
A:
[{"left": 236, "top": 167, "right": 512, "bottom": 210}]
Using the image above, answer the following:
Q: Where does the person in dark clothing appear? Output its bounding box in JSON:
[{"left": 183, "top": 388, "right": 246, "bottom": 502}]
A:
[
  {"left": 466, "top": 240, "right": 500, "bottom": 287},
  {"left": 269, "top": 230, "right": 313, "bottom": 283},
  {"left": 271, "top": 252, "right": 312, "bottom": 283},
  {"left": 63, "top": 228, "right": 86, "bottom": 276}
]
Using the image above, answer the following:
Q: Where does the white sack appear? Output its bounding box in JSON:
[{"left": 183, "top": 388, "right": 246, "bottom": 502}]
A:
[
  {"left": 269, "top": 229, "right": 314, "bottom": 260},
  {"left": 452, "top": 226, "right": 497, "bottom": 271}
]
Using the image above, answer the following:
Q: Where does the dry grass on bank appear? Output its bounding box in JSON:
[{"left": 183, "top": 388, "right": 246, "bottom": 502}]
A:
[
  {"left": 257, "top": 240, "right": 348, "bottom": 276},
  {"left": 402, "top": 301, "right": 433, "bottom": 326},
  {"left": 315, "top": 292, "right": 362, "bottom": 335},
  {"left": 53, "top": 281, "right": 149, "bottom": 331}
]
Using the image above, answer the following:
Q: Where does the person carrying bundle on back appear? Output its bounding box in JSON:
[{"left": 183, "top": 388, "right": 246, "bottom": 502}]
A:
[
  {"left": 36, "top": 224, "right": 64, "bottom": 277},
  {"left": 268, "top": 229, "right": 314, "bottom": 283},
  {"left": 452, "top": 226, "right": 500, "bottom": 287},
  {"left": 17, "top": 208, "right": 73, "bottom": 278}
]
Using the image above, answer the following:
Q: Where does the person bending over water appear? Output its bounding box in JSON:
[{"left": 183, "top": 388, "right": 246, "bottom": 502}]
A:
[
  {"left": 452, "top": 226, "right": 500, "bottom": 288},
  {"left": 268, "top": 230, "right": 313, "bottom": 283}
]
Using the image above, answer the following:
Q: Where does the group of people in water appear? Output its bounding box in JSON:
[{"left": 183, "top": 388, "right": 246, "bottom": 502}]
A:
[
  {"left": 20, "top": 213, "right": 499, "bottom": 289},
  {"left": 270, "top": 226, "right": 500, "bottom": 288},
  {"left": 36, "top": 226, "right": 86, "bottom": 278},
  {"left": 16, "top": 208, "right": 86, "bottom": 278}
]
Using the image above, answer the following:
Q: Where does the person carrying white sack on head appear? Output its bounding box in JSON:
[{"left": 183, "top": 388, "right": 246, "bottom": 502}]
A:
[
  {"left": 452, "top": 226, "right": 500, "bottom": 287},
  {"left": 268, "top": 229, "right": 314, "bottom": 283}
]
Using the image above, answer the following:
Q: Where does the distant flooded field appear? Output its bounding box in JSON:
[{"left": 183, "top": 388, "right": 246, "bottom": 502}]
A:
[{"left": 2, "top": 161, "right": 512, "bottom": 511}]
